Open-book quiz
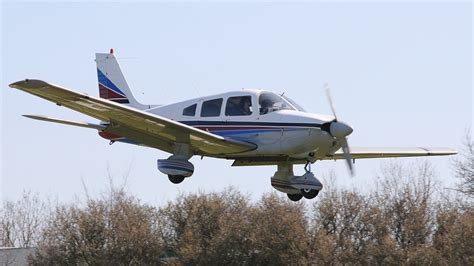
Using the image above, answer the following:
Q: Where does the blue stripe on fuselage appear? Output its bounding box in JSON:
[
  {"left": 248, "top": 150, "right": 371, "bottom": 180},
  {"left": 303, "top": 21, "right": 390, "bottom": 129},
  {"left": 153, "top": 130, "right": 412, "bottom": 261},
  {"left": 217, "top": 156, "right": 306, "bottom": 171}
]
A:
[
  {"left": 210, "top": 128, "right": 304, "bottom": 136},
  {"left": 180, "top": 120, "right": 324, "bottom": 128},
  {"left": 111, "top": 127, "right": 308, "bottom": 145},
  {"left": 109, "top": 121, "right": 321, "bottom": 146}
]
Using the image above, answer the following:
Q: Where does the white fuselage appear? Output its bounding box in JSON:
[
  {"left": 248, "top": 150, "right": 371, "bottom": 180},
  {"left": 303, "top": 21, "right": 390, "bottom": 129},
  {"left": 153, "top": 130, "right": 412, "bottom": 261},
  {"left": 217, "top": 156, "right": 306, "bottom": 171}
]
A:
[{"left": 145, "top": 89, "right": 340, "bottom": 161}]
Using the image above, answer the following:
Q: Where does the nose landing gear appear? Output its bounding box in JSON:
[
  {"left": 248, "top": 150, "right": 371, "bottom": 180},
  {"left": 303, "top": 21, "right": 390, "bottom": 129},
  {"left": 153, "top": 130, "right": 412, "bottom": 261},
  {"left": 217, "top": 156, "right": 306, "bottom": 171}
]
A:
[
  {"left": 272, "top": 161, "right": 323, "bottom": 202},
  {"left": 299, "top": 161, "right": 320, "bottom": 199}
]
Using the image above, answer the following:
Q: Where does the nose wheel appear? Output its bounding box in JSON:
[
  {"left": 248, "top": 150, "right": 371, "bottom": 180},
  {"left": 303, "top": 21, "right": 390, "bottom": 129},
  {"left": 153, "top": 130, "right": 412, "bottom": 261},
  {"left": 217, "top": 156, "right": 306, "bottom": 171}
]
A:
[
  {"left": 301, "top": 188, "right": 319, "bottom": 199},
  {"left": 287, "top": 193, "right": 303, "bottom": 202},
  {"left": 286, "top": 161, "right": 321, "bottom": 201}
]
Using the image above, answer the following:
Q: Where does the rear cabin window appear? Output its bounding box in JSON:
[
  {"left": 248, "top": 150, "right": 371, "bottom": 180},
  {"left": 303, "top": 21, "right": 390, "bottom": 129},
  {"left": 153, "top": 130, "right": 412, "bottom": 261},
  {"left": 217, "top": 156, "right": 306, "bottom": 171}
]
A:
[
  {"left": 182, "top": 104, "right": 197, "bottom": 116},
  {"left": 225, "top": 96, "right": 253, "bottom": 116},
  {"left": 201, "top": 98, "right": 223, "bottom": 117}
]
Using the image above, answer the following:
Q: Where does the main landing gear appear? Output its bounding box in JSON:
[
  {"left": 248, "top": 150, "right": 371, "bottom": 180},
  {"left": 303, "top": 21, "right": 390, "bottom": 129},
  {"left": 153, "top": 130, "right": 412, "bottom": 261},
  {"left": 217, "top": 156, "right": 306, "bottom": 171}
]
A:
[
  {"left": 271, "top": 161, "right": 323, "bottom": 202},
  {"left": 158, "top": 156, "right": 194, "bottom": 184},
  {"left": 158, "top": 144, "right": 194, "bottom": 184}
]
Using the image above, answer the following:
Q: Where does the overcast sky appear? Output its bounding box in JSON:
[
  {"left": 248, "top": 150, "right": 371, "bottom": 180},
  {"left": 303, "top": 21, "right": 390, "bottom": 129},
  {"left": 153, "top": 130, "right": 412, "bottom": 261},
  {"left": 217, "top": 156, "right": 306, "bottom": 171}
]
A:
[{"left": 1, "top": 1, "right": 472, "bottom": 204}]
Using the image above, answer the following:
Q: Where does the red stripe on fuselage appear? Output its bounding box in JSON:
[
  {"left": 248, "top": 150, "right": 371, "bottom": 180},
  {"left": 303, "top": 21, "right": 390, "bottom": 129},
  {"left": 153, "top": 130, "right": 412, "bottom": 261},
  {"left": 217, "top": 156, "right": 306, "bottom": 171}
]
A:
[{"left": 196, "top": 127, "right": 273, "bottom": 131}]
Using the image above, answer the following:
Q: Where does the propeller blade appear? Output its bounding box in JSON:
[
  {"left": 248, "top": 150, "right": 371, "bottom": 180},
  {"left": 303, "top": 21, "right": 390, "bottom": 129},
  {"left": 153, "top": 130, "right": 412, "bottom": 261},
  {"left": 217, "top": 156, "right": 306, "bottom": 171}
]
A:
[
  {"left": 340, "top": 137, "right": 355, "bottom": 176},
  {"left": 324, "top": 83, "right": 355, "bottom": 176},
  {"left": 324, "top": 83, "right": 338, "bottom": 121}
]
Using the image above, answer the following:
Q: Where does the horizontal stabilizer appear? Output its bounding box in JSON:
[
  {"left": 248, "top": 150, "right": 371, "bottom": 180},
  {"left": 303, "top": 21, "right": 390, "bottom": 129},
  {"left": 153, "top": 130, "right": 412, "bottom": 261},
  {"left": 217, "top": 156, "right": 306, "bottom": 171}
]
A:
[{"left": 23, "top": 115, "right": 106, "bottom": 130}]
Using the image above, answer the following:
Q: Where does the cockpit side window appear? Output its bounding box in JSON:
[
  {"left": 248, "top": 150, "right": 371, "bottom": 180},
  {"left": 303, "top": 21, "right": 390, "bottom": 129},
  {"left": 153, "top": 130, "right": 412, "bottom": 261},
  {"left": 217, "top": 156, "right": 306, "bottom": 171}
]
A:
[
  {"left": 182, "top": 104, "right": 197, "bottom": 116},
  {"left": 225, "top": 96, "right": 253, "bottom": 116},
  {"left": 201, "top": 98, "right": 223, "bottom": 117},
  {"left": 258, "top": 92, "right": 293, "bottom": 115}
]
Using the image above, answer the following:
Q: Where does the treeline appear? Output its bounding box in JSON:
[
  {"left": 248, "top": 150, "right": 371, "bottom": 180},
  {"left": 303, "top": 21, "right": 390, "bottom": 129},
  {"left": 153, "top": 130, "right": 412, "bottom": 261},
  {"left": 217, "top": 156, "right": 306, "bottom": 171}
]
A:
[{"left": 1, "top": 137, "right": 473, "bottom": 265}]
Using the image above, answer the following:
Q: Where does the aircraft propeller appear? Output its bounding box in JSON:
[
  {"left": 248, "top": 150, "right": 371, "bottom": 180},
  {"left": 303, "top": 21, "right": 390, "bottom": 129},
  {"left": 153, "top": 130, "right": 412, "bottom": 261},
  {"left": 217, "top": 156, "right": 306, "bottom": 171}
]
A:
[{"left": 324, "top": 84, "right": 355, "bottom": 176}]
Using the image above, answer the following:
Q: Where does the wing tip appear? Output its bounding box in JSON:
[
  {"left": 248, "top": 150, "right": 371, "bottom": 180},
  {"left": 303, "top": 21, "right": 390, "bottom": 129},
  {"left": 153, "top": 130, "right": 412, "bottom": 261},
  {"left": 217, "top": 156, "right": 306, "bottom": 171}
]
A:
[
  {"left": 22, "top": 114, "right": 45, "bottom": 120},
  {"left": 422, "top": 147, "right": 458, "bottom": 156},
  {"left": 9, "top": 79, "right": 49, "bottom": 90},
  {"left": 433, "top": 148, "right": 457, "bottom": 156}
]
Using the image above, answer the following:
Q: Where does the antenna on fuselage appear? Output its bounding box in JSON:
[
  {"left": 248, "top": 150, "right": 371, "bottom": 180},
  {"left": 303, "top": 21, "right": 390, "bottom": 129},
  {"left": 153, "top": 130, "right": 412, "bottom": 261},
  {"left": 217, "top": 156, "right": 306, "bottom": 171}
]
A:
[{"left": 193, "top": 82, "right": 201, "bottom": 97}]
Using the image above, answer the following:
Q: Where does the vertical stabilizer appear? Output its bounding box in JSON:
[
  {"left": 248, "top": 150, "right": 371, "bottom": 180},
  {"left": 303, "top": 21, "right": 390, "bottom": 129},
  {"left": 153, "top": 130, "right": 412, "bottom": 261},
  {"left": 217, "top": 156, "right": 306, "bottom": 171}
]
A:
[{"left": 95, "top": 50, "right": 147, "bottom": 109}]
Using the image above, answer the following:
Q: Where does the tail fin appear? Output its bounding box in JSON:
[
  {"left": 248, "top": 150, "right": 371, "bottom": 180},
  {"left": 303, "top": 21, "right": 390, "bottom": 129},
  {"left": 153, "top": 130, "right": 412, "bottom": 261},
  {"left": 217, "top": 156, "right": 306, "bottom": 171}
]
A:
[{"left": 95, "top": 50, "right": 147, "bottom": 109}]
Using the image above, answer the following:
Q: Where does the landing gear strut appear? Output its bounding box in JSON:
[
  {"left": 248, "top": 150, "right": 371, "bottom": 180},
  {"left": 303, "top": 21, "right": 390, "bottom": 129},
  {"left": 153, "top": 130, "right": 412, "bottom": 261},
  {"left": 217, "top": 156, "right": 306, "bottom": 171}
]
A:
[
  {"left": 304, "top": 161, "right": 311, "bottom": 173},
  {"left": 301, "top": 161, "right": 320, "bottom": 199}
]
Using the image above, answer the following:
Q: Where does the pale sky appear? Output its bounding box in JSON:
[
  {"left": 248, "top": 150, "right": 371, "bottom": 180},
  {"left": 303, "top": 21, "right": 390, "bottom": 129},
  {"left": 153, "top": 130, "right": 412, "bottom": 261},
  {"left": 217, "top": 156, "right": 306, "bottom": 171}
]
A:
[{"left": 1, "top": 1, "right": 472, "bottom": 204}]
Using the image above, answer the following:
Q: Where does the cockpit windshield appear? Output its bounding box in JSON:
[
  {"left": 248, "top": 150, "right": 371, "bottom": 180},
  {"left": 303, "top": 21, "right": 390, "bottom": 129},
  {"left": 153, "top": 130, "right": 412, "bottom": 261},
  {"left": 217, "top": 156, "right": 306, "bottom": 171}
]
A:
[
  {"left": 258, "top": 92, "right": 295, "bottom": 115},
  {"left": 282, "top": 95, "right": 306, "bottom": 112}
]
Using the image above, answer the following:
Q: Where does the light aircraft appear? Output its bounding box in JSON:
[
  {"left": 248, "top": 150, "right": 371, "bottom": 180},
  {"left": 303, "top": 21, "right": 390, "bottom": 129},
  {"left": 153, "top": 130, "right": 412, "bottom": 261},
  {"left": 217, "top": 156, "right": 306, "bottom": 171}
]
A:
[{"left": 10, "top": 49, "right": 457, "bottom": 201}]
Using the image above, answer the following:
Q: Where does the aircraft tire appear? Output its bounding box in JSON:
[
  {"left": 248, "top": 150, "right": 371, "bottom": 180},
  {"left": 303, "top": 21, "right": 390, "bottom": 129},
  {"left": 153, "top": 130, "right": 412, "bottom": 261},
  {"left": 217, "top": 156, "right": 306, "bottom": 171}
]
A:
[
  {"left": 168, "top": 175, "right": 185, "bottom": 184},
  {"left": 301, "top": 189, "right": 319, "bottom": 199},
  {"left": 287, "top": 193, "right": 303, "bottom": 202}
]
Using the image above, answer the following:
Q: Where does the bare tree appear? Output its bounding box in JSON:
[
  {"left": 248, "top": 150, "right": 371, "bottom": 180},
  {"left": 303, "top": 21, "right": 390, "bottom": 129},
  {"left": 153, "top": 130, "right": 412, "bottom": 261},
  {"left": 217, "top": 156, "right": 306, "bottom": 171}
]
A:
[
  {"left": 159, "top": 189, "right": 311, "bottom": 265},
  {"left": 374, "top": 161, "right": 438, "bottom": 262},
  {"left": 18, "top": 159, "right": 473, "bottom": 264},
  {"left": 310, "top": 186, "right": 396, "bottom": 265},
  {"left": 158, "top": 188, "right": 254, "bottom": 265},
  {"left": 433, "top": 199, "right": 474, "bottom": 265},
  {"left": 0, "top": 191, "right": 47, "bottom": 247},
  {"left": 247, "top": 193, "right": 310, "bottom": 265},
  {"left": 454, "top": 130, "right": 474, "bottom": 197},
  {"left": 30, "top": 188, "right": 165, "bottom": 265}
]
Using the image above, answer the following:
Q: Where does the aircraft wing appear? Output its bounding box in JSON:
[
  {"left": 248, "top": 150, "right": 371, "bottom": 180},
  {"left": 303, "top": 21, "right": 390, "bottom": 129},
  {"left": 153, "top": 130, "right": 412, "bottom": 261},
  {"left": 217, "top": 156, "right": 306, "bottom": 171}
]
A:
[
  {"left": 325, "top": 147, "right": 457, "bottom": 160},
  {"left": 10, "top": 79, "right": 256, "bottom": 155},
  {"left": 231, "top": 147, "right": 456, "bottom": 166}
]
